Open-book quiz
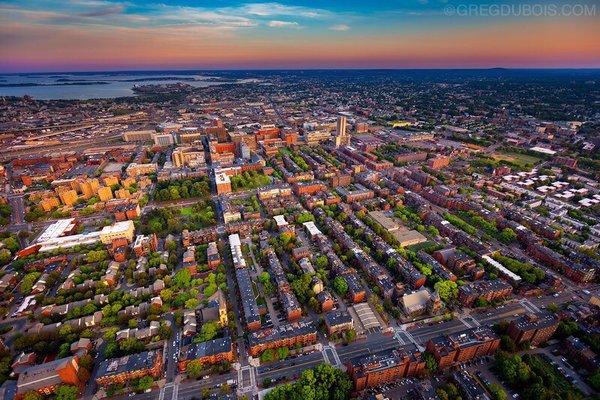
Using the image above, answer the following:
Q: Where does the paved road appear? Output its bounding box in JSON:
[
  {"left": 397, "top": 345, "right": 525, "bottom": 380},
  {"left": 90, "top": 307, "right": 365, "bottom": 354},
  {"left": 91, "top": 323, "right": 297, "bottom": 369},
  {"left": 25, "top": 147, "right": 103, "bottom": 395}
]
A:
[{"left": 113, "top": 287, "right": 581, "bottom": 400}]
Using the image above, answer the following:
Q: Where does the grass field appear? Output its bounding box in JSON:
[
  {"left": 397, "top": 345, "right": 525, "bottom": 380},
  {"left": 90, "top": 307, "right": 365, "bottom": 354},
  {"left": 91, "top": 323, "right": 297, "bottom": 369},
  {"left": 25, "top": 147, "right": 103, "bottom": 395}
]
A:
[{"left": 492, "top": 151, "right": 541, "bottom": 168}]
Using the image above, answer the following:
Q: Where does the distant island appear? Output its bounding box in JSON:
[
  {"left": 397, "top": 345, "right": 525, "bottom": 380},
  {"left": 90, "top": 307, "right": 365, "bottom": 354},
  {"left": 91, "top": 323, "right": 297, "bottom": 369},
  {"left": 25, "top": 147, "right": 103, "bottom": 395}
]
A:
[
  {"left": 0, "top": 81, "right": 110, "bottom": 87},
  {"left": 120, "top": 77, "right": 198, "bottom": 82}
]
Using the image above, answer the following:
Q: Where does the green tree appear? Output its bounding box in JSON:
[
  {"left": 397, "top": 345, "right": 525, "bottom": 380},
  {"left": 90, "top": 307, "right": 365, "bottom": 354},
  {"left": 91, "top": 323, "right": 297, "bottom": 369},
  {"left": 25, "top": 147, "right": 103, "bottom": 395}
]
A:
[
  {"left": 0, "top": 249, "right": 11, "bottom": 266},
  {"left": 260, "top": 348, "right": 275, "bottom": 363},
  {"left": 424, "top": 352, "right": 438, "bottom": 373},
  {"left": 332, "top": 276, "right": 348, "bottom": 297},
  {"left": 344, "top": 329, "right": 356, "bottom": 343},
  {"left": 23, "top": 392, "right": 43, "bottom": 400},
  {"left": 172, "top": 269, "right": 192, "bottom": 288},
  {"left": 166, "top": 240, "right": 178, "bottom": 252},
  {"left": 19, "top": 271, "right": 41, "bottom": 295},
  {"left": 427, "top": 226, "right": 440, "bottom": 236},
  {"left": 2, "top": 236, "right": 19, "bottom": 253},
  {"left": 185, "top": 298, "right": 200, "bottom": 309},
  {"left": 499, "top": 228, "right": 517, "bottom": 243},
  {"left": 195, "top": 321, "right": 218, "bottom": 343},
  {"left": 119, "top": 337, "right": 145, "bottom": 355},
  {"left": 556, "top": 319, "right": 579, "bottom": 338},
  {"left": 315, "top": 255, "right": 328, "bottom": 269},
  {"left": 500, "top": 335, "right": 517, "bottom": 352},
  {"left": 55, "top": 385, "right": 79, "bottom": 400},
  {"left": 264, "top": 363, "right": 351, "bottom": 400},
  {"left": 546, "top": 303, "right": 559, "bottom": 313},
  {"left": 276, "top": 346, "right": 289, "bottom": 360},
  {"left": 160, "top": 288, "right": 174, "bottom": 303},
  {"left": 436, "top": 388, "right": 450, "bottom": 400},
  {"left": 186, "top": 359, "right": 204, "bottom": 379},
  {"left": 259, "top": 271, "right": 271, "bottom": 285},
  {"left": 203, "top": 284, "right": 217, "bottom": 297},
  {"left": 86, "top": 249, "right": 108, "bottom": 263},
  {"left": 103, "top": 327, "right": 119, "bottom": 341},
  {"left": 220, "top": 383, "right": 232, "bottom": 394},
  {"left": 434, "top": 280, "right": 458, "bottom": 303},
  {"left": 136, "top": 376, "right": 153, "bottom": 392},
  {"left": 488, "top": 383, "right": 507, "bottom": 400}
]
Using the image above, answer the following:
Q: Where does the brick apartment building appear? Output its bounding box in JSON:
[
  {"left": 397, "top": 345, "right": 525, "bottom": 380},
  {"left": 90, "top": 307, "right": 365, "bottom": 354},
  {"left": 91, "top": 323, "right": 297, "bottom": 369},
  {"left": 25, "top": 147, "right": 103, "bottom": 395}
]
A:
[
  {"left": 177, "top": 337, "right": 234, "bottom": 371},
  {"left": 16, "top": 356, "right": 83, "bottom": 399},
  {"left": 507, "top": 312, "right": 559, "bottom": 346},
  {"left": 292, "top": 181, "right": 327, "bottom": 195},
  {"left": 206, "top": 241, "right": 221, "bottom": 269},
  {"left": 347, "top": 344, "right": 425, "bottom": 391},
  {"left": 133, "top": 234, "right": 159, "bottom": 257},
  {"left": 324, "top": 310, "right": 354, "bottom": 336},
  {"left": 564, "top": 336, "right": 600, "bottom": 372},
  {"left": 458, "top": 279, "right": 513, "bottom": 307},
  {"left": 426, "top": 327, "right": 500, "bottom": 368},
  {"left": 427, "top": 155, "right": 451, "bottom": 170},
  {"left": 247, "top": 321, "right": 317, "bottom": 357},
  {"left": 95, "top": 350, "right": 162, "bottom": 387}
]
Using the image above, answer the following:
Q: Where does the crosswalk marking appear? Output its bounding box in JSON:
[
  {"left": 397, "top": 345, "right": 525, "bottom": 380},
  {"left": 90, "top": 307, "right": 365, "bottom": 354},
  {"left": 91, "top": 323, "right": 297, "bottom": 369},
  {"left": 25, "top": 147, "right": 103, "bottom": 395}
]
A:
[
  {"left": 458, "top": 315, "right": 472, "bottom": 328},
  {"left": 322, "top": 348, "right": 331, "bottom": 364},
  {"left": 322, "top": 345, "right": 342, "bottom": 367},
  {"left": 393, "top": 327, "right": 424, "bottom": 351},
  {"left": 171, "top": 383, "right": 179, "bottom": 400},
  {"left": 520, "top": 299, "right": 540, "bottom": 313}
]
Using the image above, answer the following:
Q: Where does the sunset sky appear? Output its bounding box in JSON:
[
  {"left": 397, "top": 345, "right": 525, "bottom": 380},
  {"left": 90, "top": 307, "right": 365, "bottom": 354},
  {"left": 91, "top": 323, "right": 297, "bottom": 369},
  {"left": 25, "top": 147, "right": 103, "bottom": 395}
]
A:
[{"left": 1, "top": 0, "right": 599, "bottom": 72}]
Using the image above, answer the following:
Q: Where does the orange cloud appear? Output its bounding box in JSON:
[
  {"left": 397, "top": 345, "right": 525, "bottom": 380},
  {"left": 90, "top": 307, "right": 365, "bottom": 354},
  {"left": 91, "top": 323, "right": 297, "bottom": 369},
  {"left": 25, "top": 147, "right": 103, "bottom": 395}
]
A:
[{"left": 1, "top": 16, "right": 599, "bottom": 71}]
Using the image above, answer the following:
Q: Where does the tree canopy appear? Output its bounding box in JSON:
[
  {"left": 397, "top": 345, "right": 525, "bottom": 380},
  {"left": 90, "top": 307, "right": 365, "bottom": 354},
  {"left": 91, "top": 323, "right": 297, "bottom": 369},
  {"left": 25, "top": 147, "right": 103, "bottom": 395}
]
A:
[{"left": 264, "top": 363, "right": 352, "bottom": 400}]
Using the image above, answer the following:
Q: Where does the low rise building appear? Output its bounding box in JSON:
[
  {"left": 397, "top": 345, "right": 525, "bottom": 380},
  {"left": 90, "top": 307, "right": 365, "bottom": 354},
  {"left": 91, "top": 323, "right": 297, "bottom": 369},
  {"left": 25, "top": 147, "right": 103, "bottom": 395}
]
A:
[
  {"left": 178, "top": 337, "right": 234, "bottom": 372},
  {"left": 214, "top": 172, "right": 232, "bottom": 195},
  {"left": 425, "top": 327, "right": 500, "bottom": 369},
  {"left": 95, "top": 350, "right": 163, "bottom": 387},
  {"left": 507, "top": 312, "right": 559, "bottom": 346},
  {"left": 458, "top": 279, "right": 513, "bottom": 307},
  {"left": 347, "top": 345, "right": 425, "bottom": 391},
  {"left": 324, "top": 310, "right": 354, "bottom": 335},
  {"left": 99, "top": 220, "right": 135, "bottom": 244},
  {"left": 247, "top": 320, "right": 317, "bottom": 357},
  {"left": 564, "top": 336, "right": 599, "bottom": 372},
  {"left": 16, "top": 356, "right": 83, "bottom": 399}
]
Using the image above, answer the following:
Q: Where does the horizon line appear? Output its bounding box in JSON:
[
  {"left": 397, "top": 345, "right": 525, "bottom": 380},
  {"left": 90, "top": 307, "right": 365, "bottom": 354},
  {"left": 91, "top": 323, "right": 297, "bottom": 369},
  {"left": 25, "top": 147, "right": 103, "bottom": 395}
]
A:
[{"left": 3, "top": 66, "right": 600, "bottom": 75}]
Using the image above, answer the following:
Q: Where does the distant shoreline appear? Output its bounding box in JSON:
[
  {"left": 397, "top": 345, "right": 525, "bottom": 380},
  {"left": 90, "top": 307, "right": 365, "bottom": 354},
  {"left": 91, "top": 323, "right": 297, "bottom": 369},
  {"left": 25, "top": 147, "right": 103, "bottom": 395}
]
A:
[
  {"left": 0, "top": 81, "right": 110, "bottom": 88},
  {"left": 2, "top": 67, "right": 599, "bottom": 76}
]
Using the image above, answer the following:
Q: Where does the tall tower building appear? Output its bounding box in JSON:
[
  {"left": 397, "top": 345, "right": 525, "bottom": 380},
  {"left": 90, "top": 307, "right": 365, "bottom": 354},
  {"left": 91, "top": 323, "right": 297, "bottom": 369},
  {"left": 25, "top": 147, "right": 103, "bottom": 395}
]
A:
[{"left": 335, "top": 115, "right": 349, "bottom": 147}]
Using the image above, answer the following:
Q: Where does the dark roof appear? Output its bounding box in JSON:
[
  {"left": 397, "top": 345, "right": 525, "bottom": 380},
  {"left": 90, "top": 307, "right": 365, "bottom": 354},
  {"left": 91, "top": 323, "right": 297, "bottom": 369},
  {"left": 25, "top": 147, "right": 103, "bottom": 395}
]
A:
[
  {"left": 348, "top": 344, "right": 422, "bottom": 378},
  {"left": 248, "top": 320, "right": 316, "bottom": 347},
  {"left": 234, "top": 268, "right": 260, "bottom": 325},
  {"left": 452, "top": 371, "right": 490, "bottom": 400},
  {"left": 96, "top": 350, "right": 161, "bottom": 379},
  {"left": 181, "top": 337, "right": 232, "bottom": 361},
  {"left": 511, "top": 311, "right": 558, "bottom": 331},
  {"left": 429, "top": 327, "right": 498, "bottom": 356},
  {"left": 324, "top": 310, "right": 353, "bottom": 327}
]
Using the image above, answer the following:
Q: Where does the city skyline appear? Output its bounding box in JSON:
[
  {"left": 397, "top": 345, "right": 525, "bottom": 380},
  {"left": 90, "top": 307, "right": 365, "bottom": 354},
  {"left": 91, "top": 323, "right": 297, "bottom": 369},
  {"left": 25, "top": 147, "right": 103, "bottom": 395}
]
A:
[{"left": 1, "top": 0, "right": 600, "bottom": 72}]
